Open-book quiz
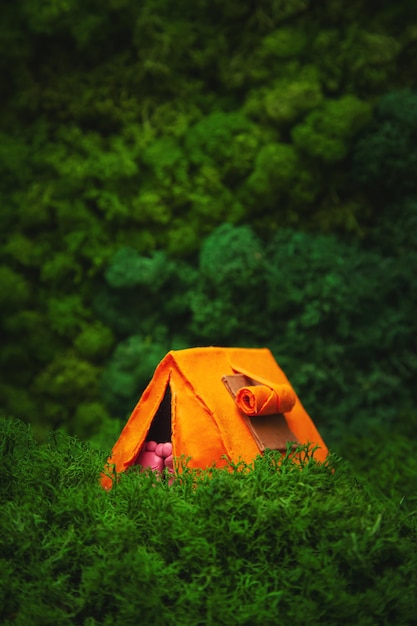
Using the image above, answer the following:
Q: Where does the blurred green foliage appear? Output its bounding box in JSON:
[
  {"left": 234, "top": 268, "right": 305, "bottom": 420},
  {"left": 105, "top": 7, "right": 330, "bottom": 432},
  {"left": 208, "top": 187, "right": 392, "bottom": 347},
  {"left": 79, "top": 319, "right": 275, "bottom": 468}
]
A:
[
  {"left": 352, "top": 89, "right": 417, "bottom": 201},
  {"left": 291, "top": 95, "right": 372, "bottom": 163},
  {"left": 0, "top": 0, "right": 416, "bottom": 450},
  {"left": 337, "top": 421, "right": 417, "bottom": 508}
]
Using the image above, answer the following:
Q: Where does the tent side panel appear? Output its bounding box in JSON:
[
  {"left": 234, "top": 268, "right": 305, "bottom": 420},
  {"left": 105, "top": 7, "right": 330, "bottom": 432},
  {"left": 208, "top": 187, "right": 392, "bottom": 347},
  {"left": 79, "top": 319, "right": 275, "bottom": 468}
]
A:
[
  {"left": 229, "top": 352, "right": 328, "bottom": 461},
  {"left": 172, "top": 348, "right": 328, "bottom": 462},
  {"left": 170, "top": 369, "right": 230, "bottom": 470}
]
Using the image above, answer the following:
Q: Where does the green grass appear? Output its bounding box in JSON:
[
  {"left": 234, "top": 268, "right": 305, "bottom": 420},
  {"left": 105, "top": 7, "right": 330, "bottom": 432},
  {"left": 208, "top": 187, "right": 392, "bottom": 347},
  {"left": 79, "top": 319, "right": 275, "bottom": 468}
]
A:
[{"left": 1, "top": 416, "right": 417, "bottom": 625}]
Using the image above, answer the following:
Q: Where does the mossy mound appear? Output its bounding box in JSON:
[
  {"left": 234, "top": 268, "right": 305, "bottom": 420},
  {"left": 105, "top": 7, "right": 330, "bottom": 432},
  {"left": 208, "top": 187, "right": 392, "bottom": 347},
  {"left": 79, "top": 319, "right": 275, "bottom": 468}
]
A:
[{"left": 1, "top": 416, "right": 416, "bottom": 625}]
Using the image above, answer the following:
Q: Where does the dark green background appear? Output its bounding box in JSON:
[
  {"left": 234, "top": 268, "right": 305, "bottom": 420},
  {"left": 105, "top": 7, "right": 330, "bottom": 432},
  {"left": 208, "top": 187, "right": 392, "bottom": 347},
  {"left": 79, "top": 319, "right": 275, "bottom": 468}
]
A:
[{"left": 1, "top": 0, "right": 417, "bottom": 469}]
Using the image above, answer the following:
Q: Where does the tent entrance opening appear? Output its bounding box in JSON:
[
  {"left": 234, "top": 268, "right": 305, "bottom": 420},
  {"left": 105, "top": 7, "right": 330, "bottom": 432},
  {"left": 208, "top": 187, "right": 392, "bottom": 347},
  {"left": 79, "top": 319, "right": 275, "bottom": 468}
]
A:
[{"left": 146, "top": 384, "right": 172, "bottom": 443}]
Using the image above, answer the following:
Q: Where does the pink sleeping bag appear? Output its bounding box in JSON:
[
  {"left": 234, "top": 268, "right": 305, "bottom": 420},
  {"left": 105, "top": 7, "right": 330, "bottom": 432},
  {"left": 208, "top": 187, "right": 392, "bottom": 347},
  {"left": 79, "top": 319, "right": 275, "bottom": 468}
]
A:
[{"left": 136, "top": 441, "right": 174, "bottom": 481}]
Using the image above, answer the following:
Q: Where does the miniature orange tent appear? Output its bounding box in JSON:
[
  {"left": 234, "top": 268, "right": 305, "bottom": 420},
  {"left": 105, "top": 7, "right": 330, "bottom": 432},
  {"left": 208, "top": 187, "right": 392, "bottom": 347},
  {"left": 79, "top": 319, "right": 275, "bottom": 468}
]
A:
[{"left": 101, "top": 347, "right": 328, "bottom": 489}]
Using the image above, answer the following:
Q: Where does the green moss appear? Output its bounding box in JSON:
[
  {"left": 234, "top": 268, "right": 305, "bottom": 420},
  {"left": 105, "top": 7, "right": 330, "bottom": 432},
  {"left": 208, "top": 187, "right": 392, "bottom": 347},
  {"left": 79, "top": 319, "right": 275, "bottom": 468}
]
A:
[
  {"left": 73, "top": 322, "right": 115, "bottom": 361},
  {"left": 32, "top": 353, "right": 100, "bottom": 404},
  {"left": 258, "top": 26, "right": 308, "bottom": 60},
  {"left": 336, "top": 421, "right": 417, "bottom": 509},
  {"left": 291, "top": 96, "right": 372, "bottom": 163},
  {"left": 1, "top": 417, "right": 416, "bottom": 625},
  {"left": 264, "top": 67, "right": 323, "bottom": 125},
  {"left": 0, "top": 266, "right": 31, "bottom": 312},
  {"left": 352, "top": 89, "right": 417, "bottom": 200}
]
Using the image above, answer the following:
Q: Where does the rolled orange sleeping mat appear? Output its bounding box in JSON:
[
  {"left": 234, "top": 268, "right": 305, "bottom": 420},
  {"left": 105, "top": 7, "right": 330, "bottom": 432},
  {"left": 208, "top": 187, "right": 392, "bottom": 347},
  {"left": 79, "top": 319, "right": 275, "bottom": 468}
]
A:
[{"left": 236, "top": 384, "right": 296, "bottom": 416}]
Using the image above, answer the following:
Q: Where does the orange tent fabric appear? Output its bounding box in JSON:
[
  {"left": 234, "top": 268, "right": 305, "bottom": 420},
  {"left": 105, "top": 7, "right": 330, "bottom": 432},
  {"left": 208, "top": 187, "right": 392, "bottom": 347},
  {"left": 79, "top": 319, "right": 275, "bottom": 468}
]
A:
[
  {"left": 101, "top": 347, "right": 328, "bottom": 489},
  {"left": 236, "top": 384, "right": 296, "bottom": 416}
]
